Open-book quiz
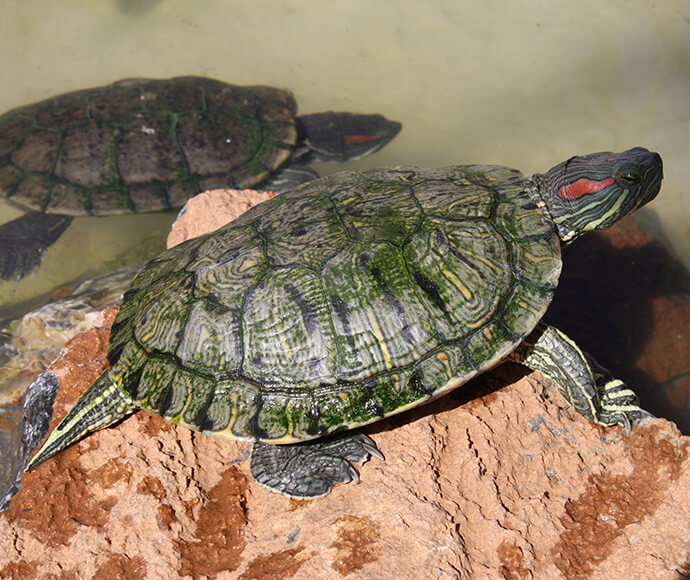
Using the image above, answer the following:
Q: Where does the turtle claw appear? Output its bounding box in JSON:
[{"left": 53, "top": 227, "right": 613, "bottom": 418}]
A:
[
  {"left": 348, "top": 464, "right": 360, "bottom": 484},
  {"left": 361, "top": 437, "right": 385, "bottom": 461},
  {"left": 250, "top": 432, "right": 382, "bottom": 499},
  {"left": 626, "top": 410, "right": 655, "bottom": 435}
]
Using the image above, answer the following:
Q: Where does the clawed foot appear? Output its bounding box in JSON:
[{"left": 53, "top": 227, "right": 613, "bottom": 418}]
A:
[{"left": 250, "top": 432, "right": 383, "bottom": 499}]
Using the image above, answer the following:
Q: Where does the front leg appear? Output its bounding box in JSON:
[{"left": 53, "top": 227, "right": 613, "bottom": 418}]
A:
[
  {"left": 260, "top": 164, "right": 320, "bottom": 193},
  {"left": 510, "top": 322, "right": 652, "bottom": 432}
]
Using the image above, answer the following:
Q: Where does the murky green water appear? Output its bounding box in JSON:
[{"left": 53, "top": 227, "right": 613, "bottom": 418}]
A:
[{"left": 0, "top": 0, "right": 688, "bottom": 310}]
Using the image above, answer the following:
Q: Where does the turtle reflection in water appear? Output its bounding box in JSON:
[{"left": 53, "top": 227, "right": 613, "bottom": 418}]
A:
[
  {"left": 26, "top": 147, "right": 663, "bottom": 499},
  {"left": 0, "top": 76, "right": 401, "bottom": 280}
]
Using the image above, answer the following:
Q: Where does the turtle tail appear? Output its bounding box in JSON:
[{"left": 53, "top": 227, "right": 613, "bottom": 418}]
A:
[{"left": 25, "top": 371, "right": 137, "bottom": 471}]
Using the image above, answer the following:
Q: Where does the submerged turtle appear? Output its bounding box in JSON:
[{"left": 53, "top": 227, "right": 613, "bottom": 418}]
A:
[
  {"left": 0, "top": 76, "right": 401, "bottom": 280},
  {"left": 27, "top": 147, "right": 663, "bottom": 499}
]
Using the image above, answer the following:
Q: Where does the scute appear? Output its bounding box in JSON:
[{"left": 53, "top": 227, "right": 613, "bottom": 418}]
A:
[
  {"left": 402, "top": 218, "right": 509, "bottom": 338},
  {"left": 175, "top": 300, "right": 243, "bottom": 374},
  {"left": 242, "top": 266, "right": 339, "bottom": 388},
  {"left": 254, "top": 190, "right": 349, "bottom": 269},
  {"left": 320, "top": 240, "right": 439, "bottom": 381},
  {"left": 329, "top": 169, "right": 422, "bottom": 245},
  {"left": 132, "top": 271, "right": 194, "bottom": 354},
  {"left": 106, "top": 163, "right": 561, "bottom": 441}
]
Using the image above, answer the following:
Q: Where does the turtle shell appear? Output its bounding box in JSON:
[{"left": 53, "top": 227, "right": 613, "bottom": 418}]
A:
[
  {"left": 107, "top": 165, "right": 562, "bottom": 442},
  {"left": 0, "top": 77, "right": 297, "bottom": 216}
]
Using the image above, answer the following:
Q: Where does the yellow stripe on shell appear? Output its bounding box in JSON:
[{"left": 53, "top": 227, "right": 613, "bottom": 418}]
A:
[
  {"left": 440, "top": 266, "right": 473, "bottom": 302},
  {"left": 365, "top": 309, "right": 393, "bottom": 370}
]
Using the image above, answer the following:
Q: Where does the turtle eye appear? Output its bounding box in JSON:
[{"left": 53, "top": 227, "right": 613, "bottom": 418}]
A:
[{"left": 615, "top": 163, "right": 643, "bottom": 186}]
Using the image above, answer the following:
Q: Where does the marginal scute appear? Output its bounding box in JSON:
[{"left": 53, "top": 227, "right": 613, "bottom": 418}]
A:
[
  {"left": 499, "top": 282, "right": 555, "bottom": 339},
  {"left": 133, "top": 356, "right": 177, "bottom": 407},
  {"left": 160, "top": 367, "right": 197, "bottom": 421},
  {"left": 35, "top": 91, "right": 90, "bottom": 126},
  {"left": 87, "top": 84, "right": 143, "bottom": 123},
  {"left": 0, "top": 163, "right": 23, "bottom": 194},
  {"left": 9, "top": 174, "right": 53, "bottom": 211},
  {"left": 0, "top": 115, "right": 34, "bottom": 158},
  {"left": 180, "top": 372, "right": 216, "bottom": 428},
  {"left": 366, "top": 367, "right": 432, "bottom": 416},
  {"left": 90, "top": 190, "right": 134, "bottom": 215},
  {"left": 465, "top": 319, "right": 516, "bottom": 371},
  {"left": 312, "top": 382, "right": 387, "bottom": 433},
  {"left": 142, "top": 78, "right": 205, "bottom": 113},
  {"left": 108, "top": 338, "right": 148, "bottom": 390},
  {"left": 45, "top": 183, "right": 89, "bottom": 215},
  {"left": 417, "top": 344, "right": 475, "bottom": 395},
  {"left": 511, "top": 235, "right": 562, "bottom": 288},
  {"left": 256, "top": 389, "right": 315, "bottom": 440},
  {"left": 204, "top": 378, "right": 261, "bottom": 438},
  {"left": 10, "top": 129, "right": 59, "bottom": 172},
  {"left": 129, "top": 185, "right": 170, "bottom": 213}
]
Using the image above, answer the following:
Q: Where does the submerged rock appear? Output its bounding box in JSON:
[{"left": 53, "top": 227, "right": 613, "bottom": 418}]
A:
[{"left": 0, "top": 264, "right": 141, "bottom": 406}]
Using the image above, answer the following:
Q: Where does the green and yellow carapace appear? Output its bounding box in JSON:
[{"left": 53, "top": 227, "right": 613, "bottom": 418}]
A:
[{"left": 27, "top": 147, "right": 663, "bottom": 499}]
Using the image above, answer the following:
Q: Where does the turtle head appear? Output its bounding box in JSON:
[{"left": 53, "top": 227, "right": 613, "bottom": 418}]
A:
[
  {"left": 534, "top": 147, "right": 663, "bottom": 242},
  {"left": 295, "top": 112, "right": 402, "bottom": 162}
]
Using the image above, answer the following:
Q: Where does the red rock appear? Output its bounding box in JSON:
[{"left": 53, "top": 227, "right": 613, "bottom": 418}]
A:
[
  {"left": 1, "top": 190, "right": 688, "bottom": 579},
  {"left": 165, "top": 188, "right": 275, "bottom": 247}
]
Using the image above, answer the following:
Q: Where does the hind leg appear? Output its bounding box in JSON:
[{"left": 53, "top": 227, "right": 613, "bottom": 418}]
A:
[{"left": 250, "top": 432, "right": 382, "bottom": 499}]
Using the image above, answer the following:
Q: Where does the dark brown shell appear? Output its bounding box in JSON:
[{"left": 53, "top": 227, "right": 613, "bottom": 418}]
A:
[{"left": 0, "top": 77, "right": 297, "bottom": 215}]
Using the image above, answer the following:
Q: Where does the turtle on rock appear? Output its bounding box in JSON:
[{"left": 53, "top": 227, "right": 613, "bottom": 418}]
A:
[
  {"left": 0, "top": 76, "right": 402, "bottom": 280},
  {"left": 26, "top": 147, "right": 663, "bottom": 499}
]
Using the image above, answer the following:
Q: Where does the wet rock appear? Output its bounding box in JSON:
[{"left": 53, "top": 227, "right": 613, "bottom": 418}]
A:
[
  {"left": 0, "top": 372, "right": 59, "bottom": 512},
  {"left": 0, "top": 264, "right": 140, "bottom": 405},
  {"left": 0, "top": 402, "right": 23, "bottom": 513},
  {"left": 1, "top": 190, "right": 687, "bottom": 578}
]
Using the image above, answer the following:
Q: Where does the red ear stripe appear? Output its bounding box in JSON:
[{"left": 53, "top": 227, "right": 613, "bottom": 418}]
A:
[
  {"left": 558, "top": 177, "right": 614, "bottom": 199},
  {"left": 342, "top": 134, "right": 378, "bottom": 144}
]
